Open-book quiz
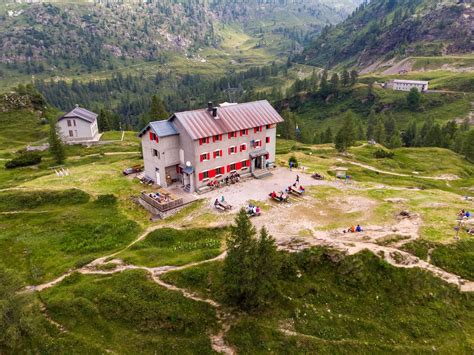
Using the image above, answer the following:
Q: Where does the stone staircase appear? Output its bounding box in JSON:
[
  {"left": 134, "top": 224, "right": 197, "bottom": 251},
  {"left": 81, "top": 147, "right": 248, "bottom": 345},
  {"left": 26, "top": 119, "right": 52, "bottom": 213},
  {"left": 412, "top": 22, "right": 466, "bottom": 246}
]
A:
[{"left": 252, "top": 169, "right": 272, "bottom": 179}]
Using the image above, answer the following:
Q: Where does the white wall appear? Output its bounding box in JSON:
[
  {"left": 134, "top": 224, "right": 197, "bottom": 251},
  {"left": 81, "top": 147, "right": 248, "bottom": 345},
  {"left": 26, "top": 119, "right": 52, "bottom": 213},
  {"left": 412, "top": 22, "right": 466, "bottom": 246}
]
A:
[{"left": 57, "top": 118, "right": 98, "bottom": 141}]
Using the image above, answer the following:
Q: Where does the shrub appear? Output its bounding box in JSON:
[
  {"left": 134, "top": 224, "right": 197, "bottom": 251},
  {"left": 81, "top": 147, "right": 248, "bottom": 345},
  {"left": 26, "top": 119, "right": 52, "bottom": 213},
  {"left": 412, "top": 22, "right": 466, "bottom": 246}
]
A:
[
  {"left": 288, "top": 155, "right": 299, "bottom": 168},
  {"left": 373, "top": 149, "right": 394, "bottom": 159},
  {"left": 5, "top": 152, "right": 41, "bottom": 169},
  {"left": 95, "top": 194, "right": 117, "bottom": 206}
]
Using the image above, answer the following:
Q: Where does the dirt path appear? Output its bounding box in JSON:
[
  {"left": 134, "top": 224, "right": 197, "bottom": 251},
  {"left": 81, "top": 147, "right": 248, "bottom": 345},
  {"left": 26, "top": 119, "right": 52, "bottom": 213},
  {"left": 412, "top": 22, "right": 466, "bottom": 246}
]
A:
[
  {"left": 27, "top": 252, "right": 234, "bottom": 355},
  {"left": 346, "top": 160, "right": 460, "bottom": 181}
]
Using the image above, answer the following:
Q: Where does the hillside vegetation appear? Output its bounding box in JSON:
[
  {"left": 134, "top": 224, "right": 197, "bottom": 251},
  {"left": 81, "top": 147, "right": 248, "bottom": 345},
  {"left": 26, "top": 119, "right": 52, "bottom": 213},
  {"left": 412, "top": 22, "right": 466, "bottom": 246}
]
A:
[{"left": 300, "top": 0, "right": 473, "bottom": 68}]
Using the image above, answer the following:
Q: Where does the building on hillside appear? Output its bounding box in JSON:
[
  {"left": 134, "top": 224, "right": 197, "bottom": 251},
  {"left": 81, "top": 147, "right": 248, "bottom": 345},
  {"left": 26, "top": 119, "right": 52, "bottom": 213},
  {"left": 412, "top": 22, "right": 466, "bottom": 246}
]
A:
[
  {"left": 57, "top": 106, "right": 100, "bottom": 142},
  {"left": 386, "top": 79, "right": 429, "bottom": 92},
  {"left": 138, "top": 100, "right": 284, "bottom": 193}
]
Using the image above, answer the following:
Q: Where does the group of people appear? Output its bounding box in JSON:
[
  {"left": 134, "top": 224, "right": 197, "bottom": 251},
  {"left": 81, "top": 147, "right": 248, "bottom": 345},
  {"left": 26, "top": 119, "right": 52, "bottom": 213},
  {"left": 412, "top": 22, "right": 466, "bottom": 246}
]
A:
[
  {"left": 207, "top": 172, "right": 241, "bottom": 190},
  {"left": 270, "top": 191, "right": 288, "bottom": 202},
  {"left": 343, "top": 224, "right": 363, "bottom": 233},
  {"left": 458, "top": 209, "right": 471, "bottom": 219},
  {"left": 247, "top": 204, "right": 261, "bottom": 216},
  {"left": 214, "top": 195, "right": 232, "bottom": 210}
]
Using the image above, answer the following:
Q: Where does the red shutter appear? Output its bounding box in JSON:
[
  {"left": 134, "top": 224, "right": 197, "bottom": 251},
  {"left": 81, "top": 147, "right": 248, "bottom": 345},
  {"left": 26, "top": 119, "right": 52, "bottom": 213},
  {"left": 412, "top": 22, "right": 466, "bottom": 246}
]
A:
[
  {"left": 228, "top": 147, "right": 231, "bottom": 154},
  {"left": 149, "top": 132, "right": 153, "bottom": 140},
  {"left": 200, "top": 154, "right": 204, "bottom": 162},
  {"left": 209, "top": 169, "right": 216, "bottom": 178},
  {"left": 155, "top": 135, "right": 159, "bottom": 143},
  {"left": 228, "top": 133, "right": 231, "bottom": 139},
  {"left": 266, "top": 137, "right": 270, "bottom": 143},
  {"left": 219, "top": 135, "right": 223, "bottom": 141},
  {"left": 240, "top": 130, "right": 243, "bottom": 137},
  {"left": 227, "top": 165, "right": 231, "bottom": 173},
  {"left": 207, "top": 153, "right": 211, "bottom": 160},
  {"left": 236, "top": 162, "right": 242, "bottom": 170},
  {"left": 220, "top": 149, "right": 223, "bottom": 157},
  {"left": 213, "top": 151, "right": 216, "bottom": 159},
  {"left": 265, "top": 153, "right": 270, "bottom": 160},
  {"left": 199, "top": 173, "right": 204, "bottom": 181},
  {"left": 199, "top": 138, "right": 203, "bottom": 145},
  {"left": 254, "top": 127, "right": 257, "bottom": 133}
]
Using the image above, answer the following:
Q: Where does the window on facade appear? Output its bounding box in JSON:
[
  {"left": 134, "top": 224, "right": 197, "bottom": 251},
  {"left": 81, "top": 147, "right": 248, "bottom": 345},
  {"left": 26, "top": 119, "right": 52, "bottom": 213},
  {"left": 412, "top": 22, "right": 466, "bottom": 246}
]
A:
[
  {"left": 266, "top": 136, "right": 270, "bottom": 144},
  {"left": 73, "top": 120, "right": 77, "bottom": 127},
  {"left": 228, "top": 131, "right": 237, "bottom": 139},
  {"left": 240, "top": 129, "right": 248, "bottom": 136},
  {"left": 228, "top": 146, "right": 237, "bottom": 155},
  {"left": 254, "top": 126, "right": 263, "bottom": 133},
  {"left": 212, "top": 135, "right": 222, "bottom": 142},
  {"left": 240, "top": 143, "right": 247, "bottom": 152},
  {"left": 69, "top": 130, "right": 73, "bottom": 137},
  {"left": 230, "top": 163, "right": 237, "bottom": 171},
  {"left": 213, "top": 149, "right": 223, "bottom": 159},
  {"left": 254, "top": 140, "right": 262, "bottom": 148},
  {"left": 152, "top": 149, "right": 160, "bottom": 159},
  {"left": 241, "top": 160, "right": 250, "bottom": 169},
  {"left": 149, "top": 132, "right": 158, "bottom": 142},
  {"left": 67, "top": 120, "right": 72, "bottom": 127},
  {"left": 199, "top": 137, "right": 210, "bottom": 145},
  {"left": 200, "top": 170, "right": 209, "bottom": 180},
  {"left": 215, "top": 167, "right": 224, "bottom": 176},
  {"left": 200, "top": 152, "right": 210, "bottom": 162}
]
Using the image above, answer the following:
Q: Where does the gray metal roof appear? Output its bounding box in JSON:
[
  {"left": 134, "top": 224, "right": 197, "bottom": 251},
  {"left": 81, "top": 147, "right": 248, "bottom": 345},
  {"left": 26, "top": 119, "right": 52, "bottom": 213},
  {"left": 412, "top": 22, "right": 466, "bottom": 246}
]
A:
[
  {"left": 138, "top": 120, "right": 179, "bottom": 138},
  {"left": 171, "top": 100, "right": 284, "bottom": 140},
  {"left": 59, "top": 107, "right": 98, "bottom": 123}
]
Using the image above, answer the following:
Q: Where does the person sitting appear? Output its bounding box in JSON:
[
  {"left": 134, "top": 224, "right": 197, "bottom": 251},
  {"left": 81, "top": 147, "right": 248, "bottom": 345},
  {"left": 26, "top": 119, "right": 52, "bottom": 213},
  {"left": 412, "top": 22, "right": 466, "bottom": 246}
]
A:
[
  {"left": 214, "top": 199, "right": 220, "bottom": 207},
  {"left": 271, "top": 191, "right": 277, "bottom": 199},
  {"left": 254, "top": 206, "right": 260, "bottom": 215},
  {"left": 459, "top": 209, "right": 466, "bottom": 218},
  {"left": 299, "top": 185, "right": 305, "bottom": 192},
  {"left": 279, "top": 192, "right": 285, "bottom": 201},
  {"left": 350, "top": 225, "right": 356, "bottom": 233},
  {"left": 356, "top": 225, "right": 362, "bottom": 232},
  {"left": 465, "top": 211, "right": 471, "bottom": 218}
]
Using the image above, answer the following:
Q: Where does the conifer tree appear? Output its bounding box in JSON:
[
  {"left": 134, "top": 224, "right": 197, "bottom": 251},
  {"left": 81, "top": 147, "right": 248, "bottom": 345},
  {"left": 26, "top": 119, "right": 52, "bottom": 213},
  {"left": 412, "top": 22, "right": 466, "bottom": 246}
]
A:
[
  {"left": 48, "top": 119, "right": 66, "bottom": 164},
  {"left": 407, "top": 87, "right": 421, "bottom": 111},
  {"left": 462, "top": 130, "right": 474, "bottom": 162},
  {"left": 319, "top": 70, "right": 330, "bottom": 97},
  {"left": 223, "top": 210, "right": 281, "bottom": 311},
  {"left": 341, "top": 70, "right": 350, "bottom": 87},
  {"left": 335, "top": 112, "right": 356, "bottom": 152},
  {"left": 350, "top": 70, "right": 358, "bottom": 86}
]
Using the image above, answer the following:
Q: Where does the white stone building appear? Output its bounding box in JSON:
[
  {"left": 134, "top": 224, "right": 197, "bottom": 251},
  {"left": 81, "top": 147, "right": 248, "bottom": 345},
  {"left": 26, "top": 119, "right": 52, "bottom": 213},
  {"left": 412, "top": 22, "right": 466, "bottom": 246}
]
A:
[
  {"left": 388, "top": 79, "right": 429, "bottom": 92},
  {"left": 138, "top": 100, "right": 284, "bottom": 193},
  {"left": 57, "top": 106, "right": 100, "bottom": 143}
]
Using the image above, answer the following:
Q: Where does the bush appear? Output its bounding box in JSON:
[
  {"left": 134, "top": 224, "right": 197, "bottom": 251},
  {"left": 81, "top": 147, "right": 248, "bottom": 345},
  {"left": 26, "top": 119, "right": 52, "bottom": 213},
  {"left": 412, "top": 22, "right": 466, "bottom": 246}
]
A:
[
  {"left": 5, "top": 152, "right": 42, "bottom": 169},
  {"left": 288, "top": 155, "right": 299, "bottom": 168},
  {"left": 95, "top": 194, "right": 117, "bottom": 206},
  {"left": 373, "top": 149, "right": 394, "bottom": 159}
]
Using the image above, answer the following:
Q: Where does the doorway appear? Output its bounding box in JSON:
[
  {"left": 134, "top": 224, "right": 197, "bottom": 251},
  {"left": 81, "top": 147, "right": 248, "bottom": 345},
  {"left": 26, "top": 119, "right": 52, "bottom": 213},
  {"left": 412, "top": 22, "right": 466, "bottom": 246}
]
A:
[{"left": 155, "top": 168, "right": 160, "bottom": 185}]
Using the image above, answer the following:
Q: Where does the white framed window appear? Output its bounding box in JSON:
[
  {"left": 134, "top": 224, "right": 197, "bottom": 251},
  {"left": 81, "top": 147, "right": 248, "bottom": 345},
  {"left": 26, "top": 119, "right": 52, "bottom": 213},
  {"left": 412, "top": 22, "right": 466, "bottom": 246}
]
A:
[
  {"left": 152, "top": 149, "right": 160, "bottom": 159},
  {"left": 228, "top": 146, "right": 237, "bottom": 155}
]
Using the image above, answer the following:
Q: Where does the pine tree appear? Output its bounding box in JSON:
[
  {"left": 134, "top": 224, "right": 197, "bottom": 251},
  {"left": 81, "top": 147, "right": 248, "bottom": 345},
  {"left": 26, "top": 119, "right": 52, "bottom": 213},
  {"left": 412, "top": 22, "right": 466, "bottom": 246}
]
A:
[
  {"left": 341, "top": 70, "right": 350, "bottom": 87},
  {"left": 407, "top": 87, "right": 421, "bottom": 111},
  {"left": 366, "top": 110, "right": 377, "bottom": 140},
  {"left": 223, "top": 210, "right": 281, "bottom": 311},
  {"left": 350, "top": 70, "right": 358, "bottom": 86},
  {"left": 403, "top": 121, "right": 417, "bottom": 147},
  {"left": 373, "top": 117, "right": 386, "bottom": 145},
  {"left": 388, "top": 131, "right": 402, "bottom": 148},
  {"left": 48, "top": 119, "right": 66, "bottom": 164},
  {"left": 334, "top": 112, "right": 356, "bottom": 152},
  {"left": 330, "top": 73, "right": 340, "bottom": 95},
  {"left": 462, "top": 129, "right": 474, "bottom": 162},
  {"left": 323, "top": 126, "right": 333, "bottom": 143},
  {"left": 319, "top": 70, "right": 330, "bottom": 97},
  {"left": 254, "top": 227, "right": 280, "bottom": 309}
]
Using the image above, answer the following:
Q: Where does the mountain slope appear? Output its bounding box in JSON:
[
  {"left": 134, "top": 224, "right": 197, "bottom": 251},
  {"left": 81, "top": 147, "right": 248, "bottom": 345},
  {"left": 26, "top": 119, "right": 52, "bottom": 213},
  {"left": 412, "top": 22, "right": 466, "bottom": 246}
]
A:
[
  {"left": 300, "top": 0, "right": 473, "bottom": 69},
  {"left": 0, "top": 0, "right": 357, "bottom": 86}
]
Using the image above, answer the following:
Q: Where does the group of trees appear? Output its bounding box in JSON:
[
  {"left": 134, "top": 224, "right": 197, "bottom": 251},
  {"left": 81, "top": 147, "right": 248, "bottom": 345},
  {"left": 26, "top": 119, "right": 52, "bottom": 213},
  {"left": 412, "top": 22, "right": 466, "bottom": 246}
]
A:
[
  {"left": 35, "top": 63, "right": 283, "bottom": 130},
  {"left": 223, "top": 209, "right": 281, "bottom": 311}
]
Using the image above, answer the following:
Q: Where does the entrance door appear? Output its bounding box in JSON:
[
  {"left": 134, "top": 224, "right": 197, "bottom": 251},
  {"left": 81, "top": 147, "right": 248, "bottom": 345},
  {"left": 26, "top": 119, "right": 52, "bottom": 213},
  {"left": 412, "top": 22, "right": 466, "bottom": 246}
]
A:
[
  {"left": 255, "top": 156, "right": 263, "bottom": 169},
  {"left": 155, "top": 169, "right": 160, "bottom": 185}
]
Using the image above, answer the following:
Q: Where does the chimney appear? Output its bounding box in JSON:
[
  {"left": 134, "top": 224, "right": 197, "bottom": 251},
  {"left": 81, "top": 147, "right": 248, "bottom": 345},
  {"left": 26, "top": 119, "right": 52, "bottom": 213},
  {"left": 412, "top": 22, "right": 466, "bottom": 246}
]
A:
[
  {"left": 212, "top": 107, "right": 218, "bottom": 118},
  {"left": 207, "top": 101, "right": 213, "bottom": 111}
]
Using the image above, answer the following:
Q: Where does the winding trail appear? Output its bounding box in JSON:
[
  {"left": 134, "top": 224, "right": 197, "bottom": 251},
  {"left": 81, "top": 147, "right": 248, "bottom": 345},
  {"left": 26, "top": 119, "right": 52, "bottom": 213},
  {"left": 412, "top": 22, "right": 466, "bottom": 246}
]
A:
[{"left": 345, "top": 160, "right": 460, "bottom": 181}]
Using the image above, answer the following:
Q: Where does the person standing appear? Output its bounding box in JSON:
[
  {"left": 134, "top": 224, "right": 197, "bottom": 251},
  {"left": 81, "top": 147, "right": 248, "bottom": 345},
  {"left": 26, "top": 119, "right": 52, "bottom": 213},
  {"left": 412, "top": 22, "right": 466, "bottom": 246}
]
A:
[{"left": 296, "top": 174, "right": 300, "bottom": 183}]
